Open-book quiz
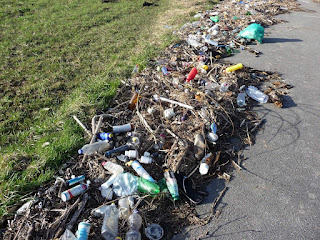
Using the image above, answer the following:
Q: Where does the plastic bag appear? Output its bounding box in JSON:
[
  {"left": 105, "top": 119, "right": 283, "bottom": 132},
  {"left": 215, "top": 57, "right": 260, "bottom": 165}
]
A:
[{"left": 237, "top": 23, "right": 265, "bottom": 43}]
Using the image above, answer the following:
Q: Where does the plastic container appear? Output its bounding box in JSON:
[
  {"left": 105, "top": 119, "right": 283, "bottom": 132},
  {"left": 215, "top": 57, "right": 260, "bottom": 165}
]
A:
[
  {"left": 97, "top": 132, "right": 113, "bottom": 141},
  {"left": 225, "top": 63, "right": 243, "bottom": 73},
  {"left": 101, "top": 204, "right": 119, "bottom": 240},
  {"left": 237, "top": 92, "right": 246, "bottom": 107},
  {"left": 246, "top": 86, "right": 269, "bottom": 103},
  {"left": 118, "top": 197, "right": 130, "bottom": 219},
  {"left": 186, "top": 68, "right": 198, "bottom": 82},
  {"left": 102, "top": 162, "right": 124, "bottom": 175},
  {"left": 113, "top": 123, "right": 133, "bottom": 133},
  {"left": 164, "top": 170, "right": 179, "bottom": 201},
  {"left": 76, "top": 222, "right": 91, "bottom": 240},
  {"left": 199, "top": 153, "right": 214, "bottom": 175},
  {"left": 105, "top": 145, "right": 130, "bottom": 157},
  {"left": 78, "top": 141, "right": 113, "bottom": 155},
  {"left": 61, "top": 183, "right": 88, "bottom": 202},
  {"left": 205, "top": 82, "right": 219, "bottom": 91},
  {"left": 101, "top": 174, "right": 119, "bottom": 189},
  {"left": 140, "top": 155, "right": 153, "bottom": 164},
  {"left": 145, "top": 224, "right": 164, "bottom": 240},
  {"left": 219, "top": 82, "right": 229, "bottom": 92},
  {"left": 125, "top": 150, "right": 138, "bottom": 159},
  {"left": 129, "top": 161, "right": 156, "bottom": 183}
]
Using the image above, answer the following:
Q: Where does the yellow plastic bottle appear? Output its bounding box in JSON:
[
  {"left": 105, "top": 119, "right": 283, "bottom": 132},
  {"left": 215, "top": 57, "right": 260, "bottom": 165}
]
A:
[{"left": 225, "top": 63, "right": 243, "bottom": 73}]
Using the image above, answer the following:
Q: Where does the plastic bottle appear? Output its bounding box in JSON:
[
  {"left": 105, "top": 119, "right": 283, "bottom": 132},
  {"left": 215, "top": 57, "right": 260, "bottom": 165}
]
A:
[
  {"left": 100, "top": 186, "right": 113, "bottom": 200},
  {"left": 237, "top": 92, "right": 246, "bottom": 107},
  {"left": 164, "top": 170, "right": 179, "bottom": 201},
  {"left": 128, "top": 160, "right": 156, "bottom": 183},
  {"left": 186, "top": 68, "right": 198, "bottom": 82},
  {"left": 78, "top": 141, "right": 113, "bottom": 155},
  {"left": 60, "top": 229, "right": 76, "bottom": 240},
  {"left": 118, "top": 197, "right": 130, "bottom": 219},
  {"left": 102, "top": 161, "right": 124, "bottom": 175},
  {"left": 125, "top": 210, "right": 142, "bottom": 240},
  {"left": 101, "top": 204, "right": 119, "bottom": 240},
  {"left": 125, "top": 150, "right": 138, "bottom": 159},
  {"left": 219, "top": 82, "right": 229, "bottom": 92},
  {"left": 113, "top": 123, "right": 133, "bottom": 133},
  {"left": 105, "top": 145, "right": 130, "bottom": 157},
  {"left": 225, "top": 63, "right": 243, "bottom": 73},
  {"left": 205, "top": 82, "right": 219, "bottom": 91},
  {"left": 246, "top": 86, "right": 269, "bottom": 103},
  {"left": 61, "top": 183, "right": 88, "bottom": 202},
  {"left": 132, "top": 64, "right": 139, "bottom": 74},
  {"left": 137, "top": 177, "right": 160, "bottom": 195},
  {"left": 66, "top": 175, "right": 85, "bottom": 187},
  {"left": 76, "top": 222, "right": 91, "bottom": 240},
  {"left": 97, "top": 132, "right": 113, "bottom": 141},
  {"left": 199, "top": 153, "right": 214, "bottom": 175}
]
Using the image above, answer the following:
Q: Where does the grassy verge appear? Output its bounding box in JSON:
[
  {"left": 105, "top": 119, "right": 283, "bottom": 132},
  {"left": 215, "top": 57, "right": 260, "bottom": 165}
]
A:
[{"left": 0, "top": 0, "right": 217, "bottom": 218}]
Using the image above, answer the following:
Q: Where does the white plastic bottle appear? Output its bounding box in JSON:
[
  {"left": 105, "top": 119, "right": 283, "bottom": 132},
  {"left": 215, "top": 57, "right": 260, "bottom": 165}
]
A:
[
  {"left": 237, "top": 92, "right": 246, "bottom": 107},
  {"left": 78, "top": 141, "right": 113, "bottom": 155},
  {"left": 246, "top": 86, "right": 269, "bottom": 103},
  {"left": 101, "top": 204, "right": 119, "bottom": 240},
  {"left": 128, "top": 161, "right": 156, "bottom": 183},
  {"left": 125, "top": 210, "right": 142, "bottom": 240}
]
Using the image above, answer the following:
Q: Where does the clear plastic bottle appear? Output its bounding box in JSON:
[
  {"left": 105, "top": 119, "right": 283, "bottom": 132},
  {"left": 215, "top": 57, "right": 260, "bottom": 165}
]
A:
[
  {"left": 102, "top": 161, "right": 124, "bottom": 175},
  {"left": 246, "top": 86, "right": 269, "bottom": 103},
  {"left": 101, "top": 204, "right": 119, "bottom": 240},
  {"left": 78, "top": 141, "right": 113, "bottom": 155},
  {"left": 237, "top": 92, "right": 246, "bottom": 107},
  {"left": 164, "top": 170, "right": 180, "bottom": 201},
  {"left": 125, "top": 210, "right": 142, "bottom": 240}
]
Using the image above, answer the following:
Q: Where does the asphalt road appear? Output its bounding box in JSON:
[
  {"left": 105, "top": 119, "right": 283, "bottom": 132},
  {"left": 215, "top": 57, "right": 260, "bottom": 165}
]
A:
[{"left": 174, "top": 0, "right": 320, "bottom": 239}]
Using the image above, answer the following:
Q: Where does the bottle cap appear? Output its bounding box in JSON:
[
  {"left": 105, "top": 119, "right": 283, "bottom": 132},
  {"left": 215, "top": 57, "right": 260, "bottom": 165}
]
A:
[{"left": 78, "top": 149, "right": 83, "bottom": 154}]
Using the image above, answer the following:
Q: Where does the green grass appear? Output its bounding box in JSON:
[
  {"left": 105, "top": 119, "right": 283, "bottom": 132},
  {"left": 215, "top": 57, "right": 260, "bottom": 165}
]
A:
[{"left": 0, "top": 0, "right": 217, "bottom": 217}]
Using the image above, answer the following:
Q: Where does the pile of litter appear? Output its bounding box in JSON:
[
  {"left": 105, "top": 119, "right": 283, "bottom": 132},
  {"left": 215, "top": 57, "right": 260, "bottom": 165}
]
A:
[{"left": 2, "top": 0, "right": 299, "bottom": 239}]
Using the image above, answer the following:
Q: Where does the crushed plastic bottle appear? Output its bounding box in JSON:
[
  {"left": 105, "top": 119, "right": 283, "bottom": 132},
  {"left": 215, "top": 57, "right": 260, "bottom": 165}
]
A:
[
  {"left": 78, "top": 141, "right": 113, "bottom": 155},
  {"left": 102, "top": 162, "right": 124, "bottom": 175},
  {"left": 246, "top": 85, "right": 269, "bottom": 103},
  {"left": 101, "top": 204, "right": 119, "bottom": 240}
]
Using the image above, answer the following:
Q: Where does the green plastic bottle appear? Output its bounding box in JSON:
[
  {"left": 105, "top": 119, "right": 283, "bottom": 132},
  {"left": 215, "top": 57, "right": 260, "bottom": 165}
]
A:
[{"left": 137, "top": 177, "right": 160, "bottom": 195}]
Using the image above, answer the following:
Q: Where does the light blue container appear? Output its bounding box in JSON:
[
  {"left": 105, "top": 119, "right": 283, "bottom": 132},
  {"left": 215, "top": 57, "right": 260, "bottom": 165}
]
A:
[{"left": 76, "top": 222, "right": 91, "bottom": 240}]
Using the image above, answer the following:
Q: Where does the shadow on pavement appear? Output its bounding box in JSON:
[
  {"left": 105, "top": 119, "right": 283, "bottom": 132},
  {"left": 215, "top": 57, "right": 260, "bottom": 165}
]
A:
[{"left": 263, "top": 37, "right": 303, "bottom": 43}]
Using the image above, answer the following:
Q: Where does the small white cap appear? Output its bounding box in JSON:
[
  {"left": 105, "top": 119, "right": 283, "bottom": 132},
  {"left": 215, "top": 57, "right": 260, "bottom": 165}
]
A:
[{"left": 199, "top": 163, "right": 209, "bottom": 175}]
